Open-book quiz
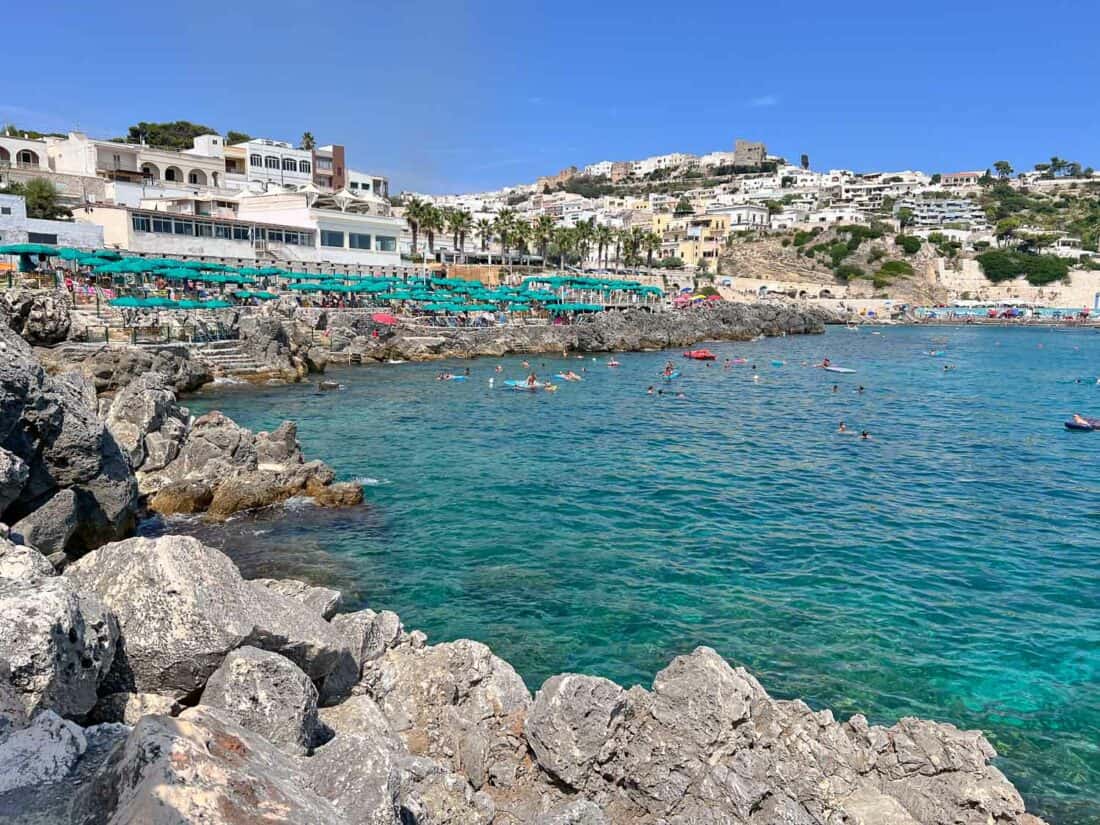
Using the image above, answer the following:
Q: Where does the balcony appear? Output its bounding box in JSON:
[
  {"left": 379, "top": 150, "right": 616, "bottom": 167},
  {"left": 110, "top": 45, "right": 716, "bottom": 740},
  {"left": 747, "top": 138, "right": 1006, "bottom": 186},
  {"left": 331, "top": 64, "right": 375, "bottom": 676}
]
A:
[{"left": 0, "top": 160, "right": 44, "bottom": 170}]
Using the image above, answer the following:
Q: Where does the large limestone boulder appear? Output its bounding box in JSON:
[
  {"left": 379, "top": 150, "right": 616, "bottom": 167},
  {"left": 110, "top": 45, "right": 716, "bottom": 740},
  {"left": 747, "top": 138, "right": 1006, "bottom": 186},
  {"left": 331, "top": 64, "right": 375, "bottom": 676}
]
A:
[
  {"left": 0, "top": 324, "right": 138, "bottom": 555},
  {"left": 0, "top": 710, "right": 85, "bottom": 795},
  {"left": 1, "top": 289, "right": 71, "bottom": 345},
  {"left": 9, "top": 488, "right": 79, "bottom": 556},
  {"left": 525, "top": 674, "right": 626, "bottom": 789},
  {"left": 64, "top": 535, "right": 355, "bottom": 698},
  {"left": 306, "top": 731, "right": 402, "bottom": 825},
  {"left": 87, "top": 691, "right": 181, "bottom": 726},
  {"left": 397, "top": 755, "right": 496, "bottom": 825},
  {"left": 318, "top": 693, "right": 403, "bottom": 751},
  {"left": 199, "top": 646, "right": 320, "bottom": 754},
  {"left": 252, "top": 576, "right": 342, "bottom": 619},
  {"left": 361, "top": 638, "right": 532, "bottom": 791},
  {"left": 102, "top": 373, "right": 188, "bottom": 475},
  {"left": 71, "top": 706, "right": 352, "bottom": 825},
  {"left": 0, "top": 535, "right": 54, "bottom": 581},
  {"left": 0, "top": 574, "right": 116, "bottom": 718},
  {"left": 0, "top": 447, "right": 28, "bottom": 515}
]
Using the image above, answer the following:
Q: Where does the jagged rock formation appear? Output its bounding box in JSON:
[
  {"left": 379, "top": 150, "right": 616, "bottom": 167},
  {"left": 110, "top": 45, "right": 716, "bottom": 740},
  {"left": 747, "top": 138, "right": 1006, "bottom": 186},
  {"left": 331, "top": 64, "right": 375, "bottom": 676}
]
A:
[
  {"left": 36, "top": 343, "right": 212, "bottom": 394},
  {"left": 0, "top": 289, "right": 72, "bottom": 346},
  {"left": 0, "top": 323, "right": 138, "bottom": 561},
  {"left": 0, "top": 534, "right": 1049, "bottom": 825}
]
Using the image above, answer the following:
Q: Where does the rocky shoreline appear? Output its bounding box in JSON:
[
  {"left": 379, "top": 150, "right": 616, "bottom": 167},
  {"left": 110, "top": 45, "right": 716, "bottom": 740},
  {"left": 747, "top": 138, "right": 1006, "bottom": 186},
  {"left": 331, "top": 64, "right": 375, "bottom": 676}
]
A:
[
  {"left": 0, "top": 290, "right": 1052, "bottom": 823},
  {"left": 1, "top": 533, "right": 1047, "bottom": 825}
]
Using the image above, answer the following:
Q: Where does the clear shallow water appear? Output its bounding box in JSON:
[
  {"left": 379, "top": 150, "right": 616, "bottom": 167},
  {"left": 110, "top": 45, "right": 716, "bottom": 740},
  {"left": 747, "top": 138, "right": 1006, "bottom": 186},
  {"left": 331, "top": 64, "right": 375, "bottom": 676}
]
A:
[{"left": 174, "top": 326, "right": 1099, "bottom": 824}]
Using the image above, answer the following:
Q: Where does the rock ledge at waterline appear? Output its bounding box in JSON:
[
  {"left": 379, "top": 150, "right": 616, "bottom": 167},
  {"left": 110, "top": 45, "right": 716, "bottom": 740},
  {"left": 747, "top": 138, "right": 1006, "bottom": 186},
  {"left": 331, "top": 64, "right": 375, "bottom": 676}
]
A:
[{"left": 0, "top": 532, "right": 1048, "bottom": 825}]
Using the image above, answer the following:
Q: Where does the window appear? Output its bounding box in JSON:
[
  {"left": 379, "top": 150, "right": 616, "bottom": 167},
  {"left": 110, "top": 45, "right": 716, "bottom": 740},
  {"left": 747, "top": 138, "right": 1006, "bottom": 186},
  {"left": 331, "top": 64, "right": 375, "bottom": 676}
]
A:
[
  {"left": 316, "top": 158, "right": 333, "bottom": 171},
  {"left": 195, "top": 222, "right": 213, "bottom": 237},
  {"left": 28, "top": 232, "right": 57, "bottom": 244},
  {"left": 349, "top": 181, "right": 359, "bottom": 189},
  {"left": 264, "top": 156, "right": 279, "bottom": 169},
  {"left": 349, "top": 233, "right": 371, "bottom": 249},
  {"left": 284, "top": 232, "right": 302, "bottom": 245},
  {"left": 250, "top": 154, "right": 262, "bottom": 167},
  {"left": 1, "top": 207, "right": 11, "bottom": 216},
  {"left": 268, "top": 229, "right": 284, "bottom": 243},
  {"left": 173, "top": 220, "right": 194, "bottom": 236},
  {"left": 321, "top": 230, "right": 345, "bottom": 248},
  {"left": 165, "top": 168, "right": 179, "bottom": 182},
  {"left": 299, "top": 160, "right": 311, "bottom": 174},
  {"left": 188, "top": 172, "right": 200, "bottom": 184},
  {"left": 375, "top": 235, "right": 397, "bottom": 252},
  {"left": 152, "top": 217, "right": 174, "bottom": 234},
  {"left": 232, "top": 226, "right": 250, "bottom": 241},
  {"left": 132, "top": 215, "right": 151, "bottom": 232},
  {"left": 215, "top": 224, "right": 232, "bottom": 239},
  {"left": 282, "top": 158, "right": 298, "bottom": 172}
]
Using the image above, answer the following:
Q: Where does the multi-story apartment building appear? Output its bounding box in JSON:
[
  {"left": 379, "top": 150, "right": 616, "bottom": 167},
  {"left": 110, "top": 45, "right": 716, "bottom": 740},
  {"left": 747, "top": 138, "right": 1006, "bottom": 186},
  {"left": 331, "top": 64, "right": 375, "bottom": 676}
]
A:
[
  {"left": 940, "top": 171, "right": 983, "bottom": 187},
  {"left": 46, "top": 132, "right": 227, "bottom": 187},
  {"left": 894, "top": 196, "right": 988, "bottom": 229},
  {"left": 347, "top": 169, "right": 389, "bottom": 199},
  {"left": 230, "top": 138, "right": 313, "bottom": 191},
  {"left": 0, "top": 134, "right": 50, "bottom": 171},
  {"left": 583, "top": 160, "right": 615, "bottom": 177}
]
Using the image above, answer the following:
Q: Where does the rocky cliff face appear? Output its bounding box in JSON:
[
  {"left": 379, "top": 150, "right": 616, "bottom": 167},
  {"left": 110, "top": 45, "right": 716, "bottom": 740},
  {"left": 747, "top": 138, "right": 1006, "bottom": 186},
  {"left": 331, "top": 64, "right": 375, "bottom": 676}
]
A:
[
  {"left": 302, "top": 302, "right": 827, "bottom": 364},
  {"left": 0, "top": 324, "right": 138, "bottom": 563},
  {"left": 0, "top": 290, "right": 72, "bottom": 346},
  {"left": 0, "top": 533, "right": 1048, "bottom": 825}
]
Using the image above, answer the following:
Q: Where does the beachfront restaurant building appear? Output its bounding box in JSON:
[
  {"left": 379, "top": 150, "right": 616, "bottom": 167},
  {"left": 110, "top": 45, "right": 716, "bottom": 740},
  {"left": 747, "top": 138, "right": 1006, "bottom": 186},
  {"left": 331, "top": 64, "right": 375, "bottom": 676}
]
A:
[{"left": 72, "top": 189, "right": 405, "bottom": 268}]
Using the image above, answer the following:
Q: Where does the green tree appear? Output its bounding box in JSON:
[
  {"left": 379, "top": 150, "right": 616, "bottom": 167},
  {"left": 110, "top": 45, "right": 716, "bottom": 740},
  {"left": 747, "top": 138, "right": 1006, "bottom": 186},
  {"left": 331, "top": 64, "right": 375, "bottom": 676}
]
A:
[
  {"left": 993, "top": 160, "right": 1013, "bottom": 179},
  {"left": 475, "top": 218, "right": 494, "bottom": 253},
  {"left": 572, "top": 219, "right": 594, "bottom": 267},
  {"left": 300, "top": 132, "right": 316, "bottom": 150},
  {"left": 673, "top": 196, "right": 694, "bottom": 216},
  {"left": 642, "top": 231, "right": 661, "bottom": 269},
  {"left": 225, "top": 131, "right": 252, "bottom": 144},
  {"left": 493, "top": 208, "right": 518, "bottom": 265},
  {"left": 800, "top": 153, "right": 810, "bottom": 170},
  {"left": 446, "top": 209, "right": 472, "bottom": 256},
  {"left": 1049, "top": 156, "right": 1067, "bottom": 177},
  {"left": 421, "top": 205, "right": 444, "bottom": 255},
  {"left": 23, "top": 178, "right": 70, "bottom": 220},
  {"left": 403, "top": 197, "right": 427, "bottom": 256},
  {"left": 532, "top": 215, "right": 556, "bottom": 265},
  {"left": 896, "top": 207, "right": 914, "bottom": 232},
  {"left": 118, "top": 120, "right": 219, "bottom": 148},
  {"left": 553, "top": 226, "right": 574, "bottom": 270},
  {"left": 996, "top": 216, "right": 1022, "bottom": 247},
  {"left": 593, "top": 224, "right": 614, "bottom": 270},
  {"left": 1066, "top": 161, "right": 1083, "bottom": 178}
]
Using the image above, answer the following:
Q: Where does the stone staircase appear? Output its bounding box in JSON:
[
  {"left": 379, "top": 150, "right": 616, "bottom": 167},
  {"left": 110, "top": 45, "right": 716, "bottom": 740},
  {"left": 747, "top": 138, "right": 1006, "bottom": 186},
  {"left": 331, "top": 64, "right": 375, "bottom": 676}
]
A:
[{"left": 193, "top": 340, "right": 267, "bottom": 376}]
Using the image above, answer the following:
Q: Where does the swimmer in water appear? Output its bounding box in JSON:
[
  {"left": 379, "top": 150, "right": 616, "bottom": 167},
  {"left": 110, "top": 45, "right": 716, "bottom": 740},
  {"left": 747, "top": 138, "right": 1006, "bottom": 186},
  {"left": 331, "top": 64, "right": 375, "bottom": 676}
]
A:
[
  {"left": 526, "top": 372, "right": 538, "bottom": 387},
  {"left": 860, "top": 430, "right": 872, "bottom": 440},
  {"left": 724, "top": 359, "right": 733, "bottom": 369},
  {"left": 832, "top": 384, "right": 839, "bottom": 393},
  {"left": 857, "top": 386, "right": 864, "bottom": 393},
  {"left": 646, "top": 386, "right": 655, "bottom": 395},
  {"left": 495, "top": 364, "right": 503, "bottom": 373},
  {"left": 663, "top": 360, "right": 675, "bottom": 377},
  {"left": 676, "top": 392, "right": 686, "bottom": 399},
  {"left": 838, "top": 421, "right": 848, "bottom": 433},
  {"left": 522, "top": 360, "right": 530, "bottom": 369}
]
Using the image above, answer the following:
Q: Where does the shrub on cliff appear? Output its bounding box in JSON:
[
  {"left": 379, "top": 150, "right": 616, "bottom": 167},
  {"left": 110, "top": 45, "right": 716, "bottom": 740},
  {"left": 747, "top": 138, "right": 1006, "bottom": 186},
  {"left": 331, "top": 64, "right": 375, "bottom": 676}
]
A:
[
  {"left": 977, "top": 249, "right": 1070, "bottom": 285},
  {"left": 896, "top": 235, "right": 922, "bottom": 254}
]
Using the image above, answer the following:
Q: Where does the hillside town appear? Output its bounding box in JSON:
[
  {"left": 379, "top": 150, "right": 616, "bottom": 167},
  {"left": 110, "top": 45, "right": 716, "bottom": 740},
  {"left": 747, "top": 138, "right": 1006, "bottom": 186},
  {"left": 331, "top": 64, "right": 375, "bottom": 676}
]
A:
[{"left": 2, "top": 122, "right": 1099, "bottom": 311}]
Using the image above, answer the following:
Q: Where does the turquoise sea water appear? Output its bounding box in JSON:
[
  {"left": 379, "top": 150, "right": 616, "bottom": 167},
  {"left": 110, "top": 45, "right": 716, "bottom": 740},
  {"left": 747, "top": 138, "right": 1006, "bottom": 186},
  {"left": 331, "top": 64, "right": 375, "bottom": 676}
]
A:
[{"left": 173, "top": 326, "right": 1099, "bottom": 824}]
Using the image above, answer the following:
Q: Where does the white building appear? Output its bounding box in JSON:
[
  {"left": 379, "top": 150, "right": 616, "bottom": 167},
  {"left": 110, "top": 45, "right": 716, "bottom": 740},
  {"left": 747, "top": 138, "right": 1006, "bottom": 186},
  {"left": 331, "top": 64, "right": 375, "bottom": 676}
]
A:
[
  {"left": 706, "top": 204, "right": 770, "bottom": 229},
  {"left": 0, "top": 194, "right": 103, "bottom": 248},
  {"left": 894, "top": 196, "right": 988, "bottom": 230},
  {"left": 46, "top": 132, "right": 227, "bottom": 188},
  {"left": 0, "top": 135, "right": 50, "bottom": 171},
  {"left": 583, "top": 160, "right": 615, "bottom": 177},
  {"left": 228, "top": 138, "right": 313, "bottom": 192},
  {"left": 347, "top": 169, "right": 389, "bottom": 199}
]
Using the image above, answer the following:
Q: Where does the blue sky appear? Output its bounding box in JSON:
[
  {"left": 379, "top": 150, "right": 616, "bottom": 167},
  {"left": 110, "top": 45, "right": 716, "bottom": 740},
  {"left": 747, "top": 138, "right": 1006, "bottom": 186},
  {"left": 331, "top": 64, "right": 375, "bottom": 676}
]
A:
[{"left": 6, "top": 0, "right": 1098, "bottom": 193}]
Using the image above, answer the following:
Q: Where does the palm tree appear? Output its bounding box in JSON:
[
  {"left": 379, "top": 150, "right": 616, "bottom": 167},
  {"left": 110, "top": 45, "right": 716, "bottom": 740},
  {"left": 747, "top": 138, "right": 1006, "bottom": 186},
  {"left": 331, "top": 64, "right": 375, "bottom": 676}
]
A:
[
  {"left": 594, "top": 224, "right": 614, "bottom": 271},
  {"left": 494, "top": 208, "right": 517, "bottom": 267},
  {"left": 642, "top": 231, "right": 661, "bottom": 270},
  {"left": 533, "top": 215, "right": 556, "bottom": 268},
  {"left": 553, "top": 226, "right": 574, "bottom": 271},
  {"left": 404, "top": 197, "right": 426, "bottom": 257},
  {"left": 573, "top": 219, "right": 594, "bottom": 269},
  {"left": 476, "top": 218, "right": 494, "bottom": 253},
  {"left": 512, "top": 218, "right": 531, "bottom": 264},
  {"left": 446, "top": 209, "right": 473, "bottom": 259},
  {"left": 300, "top": 132, "right": 316, "bottom": 150},
  {"left": 421, "top": 205, "right": 444, "bottom": 256}
]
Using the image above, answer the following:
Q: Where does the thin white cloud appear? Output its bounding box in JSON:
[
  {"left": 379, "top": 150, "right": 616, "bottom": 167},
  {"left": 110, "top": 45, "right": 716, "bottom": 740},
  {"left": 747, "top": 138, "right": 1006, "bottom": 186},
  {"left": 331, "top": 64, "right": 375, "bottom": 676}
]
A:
[{"left": 748, "top": 95, "right": 779, "bottom": 108}]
